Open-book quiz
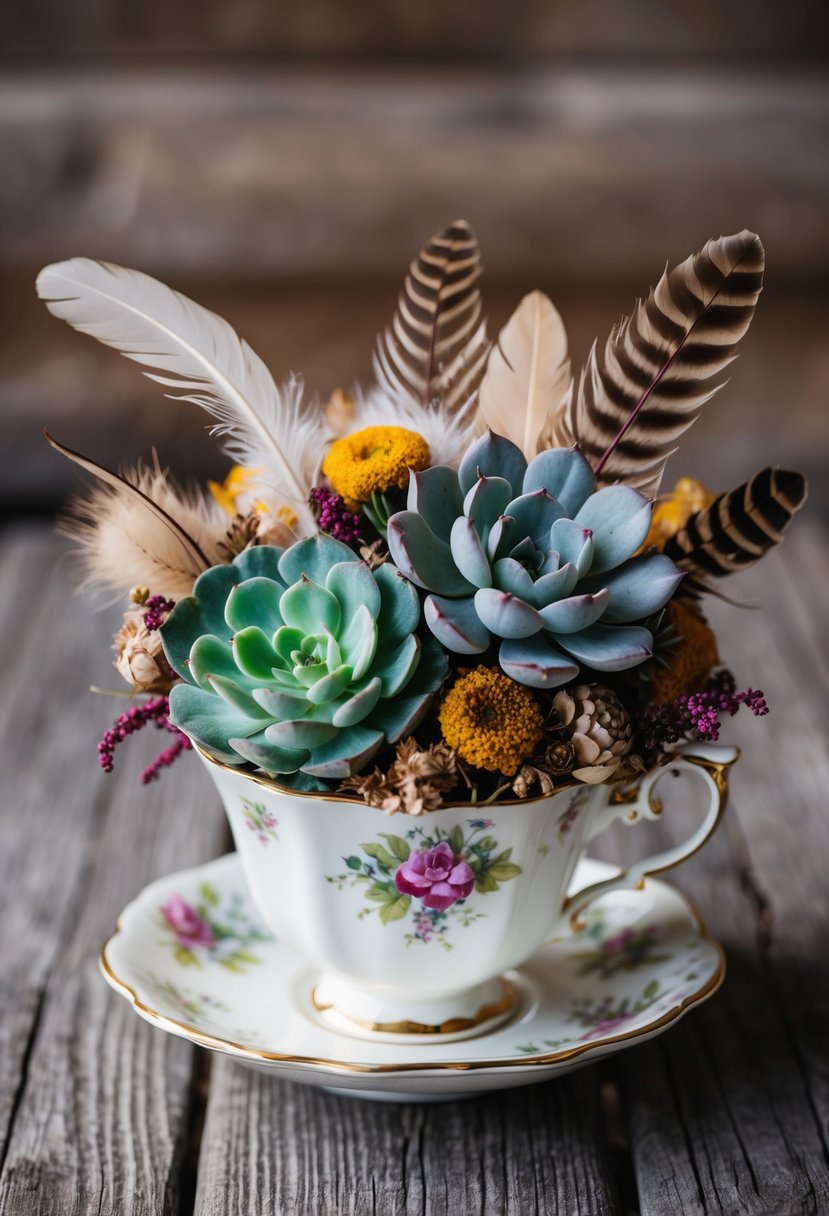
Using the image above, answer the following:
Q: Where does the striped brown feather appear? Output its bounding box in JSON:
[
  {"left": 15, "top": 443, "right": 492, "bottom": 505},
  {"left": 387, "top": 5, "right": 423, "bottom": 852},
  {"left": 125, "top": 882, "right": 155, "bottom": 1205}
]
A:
[
  {"left": 664, "top": 467, "right": 807, "bottom": 585},
  {"left": 552, "top": 231, "right": 765, "bottom": 497},
  {"left": 374, "top": 220, "right": 489, "bottom": 414}
]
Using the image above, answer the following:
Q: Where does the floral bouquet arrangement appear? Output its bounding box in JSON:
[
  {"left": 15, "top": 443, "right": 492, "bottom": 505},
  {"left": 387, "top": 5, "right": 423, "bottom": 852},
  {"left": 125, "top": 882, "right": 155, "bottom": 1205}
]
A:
[{"left": 39, "top": 221, "right": 806, "bottom": 810}]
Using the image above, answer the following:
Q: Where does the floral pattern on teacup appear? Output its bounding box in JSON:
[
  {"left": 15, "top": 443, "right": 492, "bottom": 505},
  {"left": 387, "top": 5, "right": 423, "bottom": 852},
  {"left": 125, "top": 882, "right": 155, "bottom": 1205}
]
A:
[
  {"left": 325, "top": 818, "right": 522, "bottom": 950},
  {"left": 159, "top": 882, "right": 268, "bottom": 972},
  {"left": 239, "top": 797, "right": 279, "bottom": 846}
]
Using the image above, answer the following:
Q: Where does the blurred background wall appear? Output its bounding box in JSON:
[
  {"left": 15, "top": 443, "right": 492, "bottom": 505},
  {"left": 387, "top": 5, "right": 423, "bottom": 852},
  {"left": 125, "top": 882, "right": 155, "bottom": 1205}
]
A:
[{"left": 2, "top": 0, "right": 828, "bottom": 515}]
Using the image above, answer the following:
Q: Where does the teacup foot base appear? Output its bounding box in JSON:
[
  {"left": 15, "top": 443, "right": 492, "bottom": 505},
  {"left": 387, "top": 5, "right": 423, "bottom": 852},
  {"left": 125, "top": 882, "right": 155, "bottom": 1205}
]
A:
[{"left": 311, "top": 974, "right": 517, "bottom": 1043}]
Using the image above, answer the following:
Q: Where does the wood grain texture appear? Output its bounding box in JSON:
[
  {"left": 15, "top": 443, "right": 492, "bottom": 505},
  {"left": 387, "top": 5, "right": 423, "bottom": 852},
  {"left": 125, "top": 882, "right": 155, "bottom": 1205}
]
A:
[
  {"left": 193, "top": 1063, "right": 622, "bottom": 1215},
  {"left": 0, "top": 517, "right": 827, "bottom": 1213},
  {"left": 1, "top": 68, "right": 826, "bottom": 282},
  {"left": 0, "top": 531, "right": 229, "bottom": 1215},
  {"left": 592, "top": 519, "right": 829, "bottom": 1213}
]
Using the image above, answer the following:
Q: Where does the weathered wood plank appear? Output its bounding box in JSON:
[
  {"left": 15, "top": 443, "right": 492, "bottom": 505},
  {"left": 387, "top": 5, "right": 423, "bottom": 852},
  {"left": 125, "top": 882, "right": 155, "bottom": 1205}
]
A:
[
  {"left": 0, "top": 529, "right": 229, "bottom": 1215},
  {"left": 592, "top": 522, "right": 829, "bottom": 1213},
  {"left": 193, "top": 1062, "right": 622, "bottom": 1216},
  {"left": 1, "top": 68, "right": 826, "bottom": 282}
]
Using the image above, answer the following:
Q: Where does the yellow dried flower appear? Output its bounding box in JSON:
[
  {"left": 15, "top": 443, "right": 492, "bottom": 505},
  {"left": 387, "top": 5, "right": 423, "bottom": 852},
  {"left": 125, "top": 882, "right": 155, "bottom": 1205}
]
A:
[
  {"left": 208, "top": 465, "right": 262, "bottom": 517},
  {"left": 650, "top": 599, "right": 720, "bottom": 702},
  {"left": 439, "top": 667, "right": 544, "bottom": 777},
  {"left": 322, "top": 426, "right": 430, "bottom": 507},
  {"left": 644, "top": 477, "right": 716, "bottom": 551}
]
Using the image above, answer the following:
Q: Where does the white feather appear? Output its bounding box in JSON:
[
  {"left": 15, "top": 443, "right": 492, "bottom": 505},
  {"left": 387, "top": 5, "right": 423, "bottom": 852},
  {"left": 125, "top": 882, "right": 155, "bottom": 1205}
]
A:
[
  {"left": 36, "top": 258, "right": 326, "bottom": 532},
  {"left": 476, "top": 291, "right": 572, "bottom": 458}
]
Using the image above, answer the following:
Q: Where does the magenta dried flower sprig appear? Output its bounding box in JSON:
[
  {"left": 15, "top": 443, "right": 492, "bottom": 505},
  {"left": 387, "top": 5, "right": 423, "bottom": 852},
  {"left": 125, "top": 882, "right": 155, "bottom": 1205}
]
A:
[{"left": 97, "top": 695, "right": 192, "bottom": 784}]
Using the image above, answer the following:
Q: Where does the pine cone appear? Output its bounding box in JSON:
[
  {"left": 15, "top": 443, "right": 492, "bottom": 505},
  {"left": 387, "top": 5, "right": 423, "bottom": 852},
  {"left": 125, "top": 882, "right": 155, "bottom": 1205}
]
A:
[{"left": 552, "top": 684, "right": 633, "bottom": 785}]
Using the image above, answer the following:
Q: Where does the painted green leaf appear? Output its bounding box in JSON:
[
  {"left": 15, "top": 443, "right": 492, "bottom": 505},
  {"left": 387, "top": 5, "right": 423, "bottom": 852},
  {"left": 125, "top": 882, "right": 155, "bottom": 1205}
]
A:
[
  {"left": 199, "top": 883, "right": 219, "bottom": 907},
  {"left": 488, "top": 862, "right": 523, "bottom": 881},
  {"left": 380, "top": 833, "right": 411, "bottom": 862},
  {"left": 478, "top": 837, "right": 498, "bottom": 852},
  {"left": 174, "top": 946, "right": 197, "bottom": 967},
  {"left": 475, "top": 872, "right": 500, "bottom": 894},
  {"left": 380, "top": 895, "right": 411, "bottom": 924},
  {"left": 366, "top": 883, "right": 394, "bottom": 902},
  {"left": 490, "top": 847, "right": 514, "bottom": 866},
  {"left": 643, "top": 979, "right": 660, "bottom": 1001},
  {"left": 449, "top": 825, "right": 464, "bottom": 854},
  {"left": 345, "top": 855, "right": 362, "bottom": 871},
  {"left": 362, "top": 842, "right": 398, "bottom": 870},
  {"left": 232, "top": 950, "right": 260, "bottom": 964}
]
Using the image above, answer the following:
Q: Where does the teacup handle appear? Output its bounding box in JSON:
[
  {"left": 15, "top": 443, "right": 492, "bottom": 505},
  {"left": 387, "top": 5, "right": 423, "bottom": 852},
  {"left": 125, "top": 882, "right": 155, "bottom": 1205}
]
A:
[{"left": 563, "top": 742, "right": 739, "bottom": 928}]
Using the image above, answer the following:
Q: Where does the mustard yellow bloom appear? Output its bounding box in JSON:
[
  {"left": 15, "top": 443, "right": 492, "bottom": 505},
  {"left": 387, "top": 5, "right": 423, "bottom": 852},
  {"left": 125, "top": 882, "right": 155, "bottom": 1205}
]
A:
[
  {"left": 439, "top": 667, "right": 544, "bottom": 777},
  {"left": 208, "top": 466, "right": 297, "bottom": 530},
  {"left": 322, "top": 426, "right": 430, "bottom": 507},
  {"left": 208, "top": 465, "right": 263, "bottom": 517},
  {"left": 644, "top": 477, "right": 716, "bottom": 552},
  {"left": 650, "top": 599, "right": 720, "bottom": 702}
]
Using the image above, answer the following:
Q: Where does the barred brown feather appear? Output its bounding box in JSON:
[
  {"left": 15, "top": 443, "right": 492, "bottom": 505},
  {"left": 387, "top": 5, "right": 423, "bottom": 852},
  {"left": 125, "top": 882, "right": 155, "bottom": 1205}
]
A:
[
  {"left": 553, "top": 231, "right": 765, "bottom": 497},
  {"left": 374, "top": 219, "right": 489, "bottom": 414},
  {"left": 664, "top": 466, "right": 807, "bottom": 585}
]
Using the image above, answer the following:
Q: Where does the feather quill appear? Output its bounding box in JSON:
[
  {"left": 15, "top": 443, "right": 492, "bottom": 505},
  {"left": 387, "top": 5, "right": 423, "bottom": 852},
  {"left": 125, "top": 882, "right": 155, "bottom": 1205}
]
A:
[
  {"left": 373, "top": 220, "right": 489, "bottom": 418},
  {"left": 476, "top": 291, "right": 571, "bottom": 458},
  {"left": 47, "top": 433, "right": 226, "bottom": 600},
  {"left": 552, "top": 231, "right": 765, "bottom": 497},
  {"left": 664, "top": 466, "right": 807, "bottom": 588},
  {"left": 36, "top": 258, "right": 322, "bottom": 532}
]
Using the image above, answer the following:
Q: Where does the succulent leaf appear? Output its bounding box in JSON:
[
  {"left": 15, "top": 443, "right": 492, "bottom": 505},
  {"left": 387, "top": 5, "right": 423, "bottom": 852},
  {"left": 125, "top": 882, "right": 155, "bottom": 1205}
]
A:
[
  {"left": 458, "top": 431, "right": 527, "bottom": 495},
  {"left": 161, "top": 539, "right": 443, "bottom": 777},
  {"left": 522, "top": 447, "right": 595, "bottom": 515},
  {"left": 386, "top": 429, "right": 680, "bottom": 686}
]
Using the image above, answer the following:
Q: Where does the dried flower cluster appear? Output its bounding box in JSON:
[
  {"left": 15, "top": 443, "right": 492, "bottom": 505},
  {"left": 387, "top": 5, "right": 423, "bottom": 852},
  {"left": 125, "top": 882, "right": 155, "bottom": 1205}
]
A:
[{"left": 41, "top": 221, "right": 804, "bottom": 800}]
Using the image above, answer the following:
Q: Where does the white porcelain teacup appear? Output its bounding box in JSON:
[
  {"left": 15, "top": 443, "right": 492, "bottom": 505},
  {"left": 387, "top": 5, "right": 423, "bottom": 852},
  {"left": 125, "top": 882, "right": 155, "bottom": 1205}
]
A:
[{"left": 198, "top": 741, "right": 737, "bottom": 1040}]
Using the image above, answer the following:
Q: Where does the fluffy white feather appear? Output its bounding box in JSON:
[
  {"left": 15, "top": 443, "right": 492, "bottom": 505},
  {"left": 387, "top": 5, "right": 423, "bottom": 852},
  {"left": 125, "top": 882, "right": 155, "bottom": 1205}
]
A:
[
  {"left": 343, "top": 385, "right": 478, "bottom": 469},
  {"left": 36, "top": 258, "right": 325, "bottom": 533},
  {"left": 476, "top": 291, "right": 572, "bottom": 458}
]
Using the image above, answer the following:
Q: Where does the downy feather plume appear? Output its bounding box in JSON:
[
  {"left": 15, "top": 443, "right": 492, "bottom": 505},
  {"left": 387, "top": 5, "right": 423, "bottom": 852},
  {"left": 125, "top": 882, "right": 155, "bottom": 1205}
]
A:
[
  {"left": 373, "top": 220, "right": 490, "bottom": 421},
  {"left": 552, "top": 231, "right": 765, "bottom": 498},
  {"left": 476, "top": 290, "right": 572, "bottom": 458},
  {"left": 36, "top": 258, "right": 324, "bottom": 534},
  {"left": 664, "top": 466, "right": 807, "bottom": 589},
  {"left": 342, "top": 385, "right": 478, "bottom": 468},
  {"left": 48, "top": 433, "right": 226, "bottom": 601}
]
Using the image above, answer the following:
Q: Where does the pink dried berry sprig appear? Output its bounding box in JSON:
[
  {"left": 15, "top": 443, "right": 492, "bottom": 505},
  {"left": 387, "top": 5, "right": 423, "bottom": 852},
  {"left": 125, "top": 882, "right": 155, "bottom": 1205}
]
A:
[
  {"left": 142, "top": 595, "right": 175, "bottom": 631},
  {"left": 97, "top": 694, "right": 192, "bottom": 784},
  {"left": 309, "top": 486, "right": 365, "bottom": 546},
  {"left": 639, "top": 676, "right": 768, "bottom": 761}
]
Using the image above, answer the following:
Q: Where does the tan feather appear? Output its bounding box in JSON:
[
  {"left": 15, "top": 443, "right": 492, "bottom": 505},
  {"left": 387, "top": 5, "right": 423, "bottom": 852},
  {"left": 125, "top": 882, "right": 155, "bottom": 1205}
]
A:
[
  {"left": 476, "top": 291, "right": 571, "bottom": 458},
  {"left": 48, "top": 434, "right": 226, "bottom": 601},
  {"left": 553, "top": 231, "right": 765, "bottom": 497}
]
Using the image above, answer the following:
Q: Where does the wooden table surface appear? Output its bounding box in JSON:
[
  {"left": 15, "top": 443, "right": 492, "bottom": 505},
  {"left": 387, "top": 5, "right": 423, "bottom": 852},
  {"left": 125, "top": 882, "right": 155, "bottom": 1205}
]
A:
[{"left": 1, "top": 517, "right": 827, "bottom": 1215}]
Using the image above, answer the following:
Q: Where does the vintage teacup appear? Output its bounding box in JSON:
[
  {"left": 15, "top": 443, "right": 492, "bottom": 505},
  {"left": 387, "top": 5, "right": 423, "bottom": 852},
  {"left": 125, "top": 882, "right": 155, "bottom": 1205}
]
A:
[{"left": 198, "top": 741, "right": 737, "bottom": 1041}]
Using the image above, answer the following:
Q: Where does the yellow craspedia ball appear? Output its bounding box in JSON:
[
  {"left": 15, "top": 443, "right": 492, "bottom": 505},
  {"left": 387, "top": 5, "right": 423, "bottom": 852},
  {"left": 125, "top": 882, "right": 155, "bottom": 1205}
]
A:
[
  {"left": 439, "top": 667, "right": 544, "bottom": 777},
  {"left": 650, "top": 599, "right": 720, "bottom": 702},
  {"left": 322, "top": 426, "right": 430, "bottom": 507}
]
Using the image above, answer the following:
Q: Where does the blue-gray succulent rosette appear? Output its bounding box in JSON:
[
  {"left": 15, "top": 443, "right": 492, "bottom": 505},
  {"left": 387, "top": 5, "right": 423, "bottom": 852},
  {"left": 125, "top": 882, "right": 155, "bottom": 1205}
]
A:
[
  {"left": 161, "top": 535, "right": 447, "bottom": 784},
  {"left": 387, "top": 431, "right": 683, "bottom": 689}
]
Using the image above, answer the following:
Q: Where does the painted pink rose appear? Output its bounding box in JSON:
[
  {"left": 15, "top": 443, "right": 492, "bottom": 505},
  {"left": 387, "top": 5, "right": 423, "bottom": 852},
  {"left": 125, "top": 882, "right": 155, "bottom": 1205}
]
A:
[
  {"left": 395, "top": 841, "right": 475, "bottom": 911},
  {"left": 161, "top": 895, "right": 215, "bottom": 947}
]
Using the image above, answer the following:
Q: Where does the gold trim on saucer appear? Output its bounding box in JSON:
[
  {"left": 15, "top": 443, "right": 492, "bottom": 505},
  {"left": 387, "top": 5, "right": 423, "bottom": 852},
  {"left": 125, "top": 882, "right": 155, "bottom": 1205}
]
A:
[
  {"left": 310, "top": 980, "right": 515, "bottom": 1036},
  {"left": 99, "top": 889, "right": 726, "bottom": 1076}
]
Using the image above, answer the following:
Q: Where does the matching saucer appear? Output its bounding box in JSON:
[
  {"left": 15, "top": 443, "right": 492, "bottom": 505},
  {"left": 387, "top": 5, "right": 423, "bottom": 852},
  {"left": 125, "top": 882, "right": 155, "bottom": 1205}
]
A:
[{"left": 101, "top": 853, "right": 724, "bottom": 1101}]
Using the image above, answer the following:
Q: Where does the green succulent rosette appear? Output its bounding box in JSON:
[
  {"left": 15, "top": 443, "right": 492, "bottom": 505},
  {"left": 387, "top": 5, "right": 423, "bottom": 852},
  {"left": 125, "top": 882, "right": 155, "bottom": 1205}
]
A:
[
  {"left": 386, "top": 431, "right": 683, "bottom": 689},
  {"left": 160, "top": 536, "right": 447, "bottom": 781}
]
